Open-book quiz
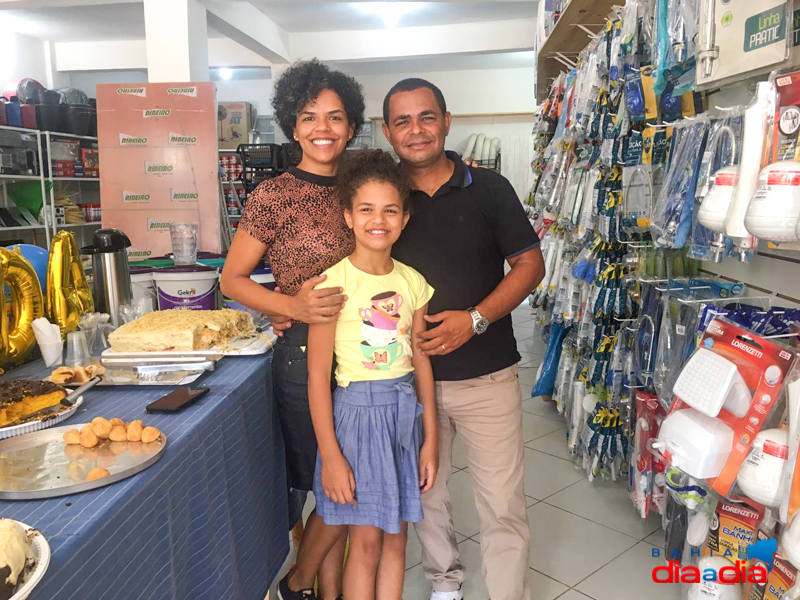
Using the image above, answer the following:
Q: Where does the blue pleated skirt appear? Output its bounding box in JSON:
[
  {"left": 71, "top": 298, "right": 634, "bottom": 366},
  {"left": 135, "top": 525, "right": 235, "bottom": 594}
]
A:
[{"left": 313, "top": 373, "right": 424, "bottom": 534}]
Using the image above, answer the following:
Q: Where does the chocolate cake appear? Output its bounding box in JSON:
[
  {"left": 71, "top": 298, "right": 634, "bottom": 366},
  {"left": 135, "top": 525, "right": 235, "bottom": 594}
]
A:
[{"left": 0, "top": 380, "right": 67, "bottom": 428}]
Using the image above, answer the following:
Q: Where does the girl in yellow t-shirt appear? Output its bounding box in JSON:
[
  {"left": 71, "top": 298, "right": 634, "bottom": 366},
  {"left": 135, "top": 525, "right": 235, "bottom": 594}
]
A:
[{"left": 307, "top": 150, "right": 438, "bottom": 599}]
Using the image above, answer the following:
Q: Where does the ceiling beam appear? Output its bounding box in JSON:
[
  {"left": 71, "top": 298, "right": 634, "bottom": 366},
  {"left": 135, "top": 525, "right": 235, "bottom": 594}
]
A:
[
  {"left": 55, "top": 38, "right": 270, "bottom": 72},
  {"left": 290, "top": 18, "right": 535, "bottom": 63},
  {"left": 206, "top": 2, "right": 290, "bottom": 64}
]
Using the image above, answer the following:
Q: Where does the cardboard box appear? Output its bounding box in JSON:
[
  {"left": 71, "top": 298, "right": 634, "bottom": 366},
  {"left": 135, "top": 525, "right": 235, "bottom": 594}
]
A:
[{"left": 217, "top": 102, "right": 253, "bottom": 150}]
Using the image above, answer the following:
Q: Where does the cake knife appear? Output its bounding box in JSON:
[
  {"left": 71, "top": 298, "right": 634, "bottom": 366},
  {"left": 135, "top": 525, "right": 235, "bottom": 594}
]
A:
[{"left": 7, "top": 376, "right": 102, "bottom": 426}]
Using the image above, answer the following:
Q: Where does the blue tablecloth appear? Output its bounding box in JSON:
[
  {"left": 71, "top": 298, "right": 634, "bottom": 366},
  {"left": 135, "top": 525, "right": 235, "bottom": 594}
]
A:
[{"left": 0, "top": 353, "right": 290, "bottom": 600}]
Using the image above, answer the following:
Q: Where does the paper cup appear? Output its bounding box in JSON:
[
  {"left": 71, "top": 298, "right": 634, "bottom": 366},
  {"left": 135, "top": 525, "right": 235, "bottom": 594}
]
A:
[{"left": 39, "top": 341, "right": 63, "bottom": 367}]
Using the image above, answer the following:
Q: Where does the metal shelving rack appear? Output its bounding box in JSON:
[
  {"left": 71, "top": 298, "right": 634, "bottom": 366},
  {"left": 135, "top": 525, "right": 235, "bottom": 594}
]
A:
[{"left": 0, "top": 126, "right": 102, "bottom": 250}]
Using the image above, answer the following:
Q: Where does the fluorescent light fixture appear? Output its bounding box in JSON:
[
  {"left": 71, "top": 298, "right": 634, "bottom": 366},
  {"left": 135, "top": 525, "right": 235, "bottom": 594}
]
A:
[
  {"left": 359, "top": 2, "right": 419, "bottom": 28},
  {"left": 219, "top": 68, "right": 233, "bottom": 80}
]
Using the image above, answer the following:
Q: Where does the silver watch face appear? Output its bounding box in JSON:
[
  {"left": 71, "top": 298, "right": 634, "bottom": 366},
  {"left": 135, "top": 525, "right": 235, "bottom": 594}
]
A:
[{"left": 474, "top": 317, "right": 489, "bottom": 334}]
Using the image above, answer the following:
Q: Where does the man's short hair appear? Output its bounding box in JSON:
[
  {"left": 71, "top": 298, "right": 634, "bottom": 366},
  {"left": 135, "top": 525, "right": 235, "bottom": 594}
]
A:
[{"left": 383, "top": 78, "right": 447, "bottom": 124}]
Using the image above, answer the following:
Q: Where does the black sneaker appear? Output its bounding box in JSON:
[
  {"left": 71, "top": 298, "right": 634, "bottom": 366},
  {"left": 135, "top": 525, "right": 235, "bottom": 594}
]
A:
[{"left": 277, "top": 573, "right": 316, "bottom": 599}]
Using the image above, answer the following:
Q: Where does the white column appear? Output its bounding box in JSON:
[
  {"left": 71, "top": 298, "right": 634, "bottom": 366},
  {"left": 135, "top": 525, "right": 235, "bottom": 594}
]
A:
[{"left": 143, "top": 0, "right": 209, "bottom": 82}]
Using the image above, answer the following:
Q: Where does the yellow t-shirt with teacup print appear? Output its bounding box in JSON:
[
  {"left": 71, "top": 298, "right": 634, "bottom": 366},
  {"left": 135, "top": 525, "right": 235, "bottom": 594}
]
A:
[{"left": 316, "top": 257, "right": 435, "bottom": 387}]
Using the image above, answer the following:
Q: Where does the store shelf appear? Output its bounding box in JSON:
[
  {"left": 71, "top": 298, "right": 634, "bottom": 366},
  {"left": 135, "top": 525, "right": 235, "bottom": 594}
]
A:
[
  {"left": 46, "top": 132, "right": 98, "bottom": 142},
  {"left": 50, "top": 177, "right": 100, "bottom": 182},
  {"left": 536, "top": 0, "right": 616, "bottom": 102},
  {"left": 227, "top": 214, "right": 242, "bottom": 220},
  {"left": 58, "top": 223, "right": 101, "bottom": 228},
  {"left": 0, "top": 225, "right": 46, "bottom": 232},
  {"left": 0, "top": 174, "right": 43, "bottom": 181}
]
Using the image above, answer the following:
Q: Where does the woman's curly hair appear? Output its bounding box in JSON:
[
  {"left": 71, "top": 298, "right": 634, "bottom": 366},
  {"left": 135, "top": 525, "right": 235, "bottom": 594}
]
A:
[
  {"left": 337, "top": 149, "right": 411, "bottom": 212},
  {"left": 272, "top": 59, "right": 365, "bottom": 145}
]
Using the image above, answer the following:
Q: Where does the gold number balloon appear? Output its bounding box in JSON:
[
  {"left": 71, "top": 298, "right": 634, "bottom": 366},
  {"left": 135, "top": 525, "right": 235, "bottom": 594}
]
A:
[
  {"left": 0, "top": 247, "right": 44, "bottom": 364},
  {"left": 46, "top": 231, "right": 94, "bottom": 338}
]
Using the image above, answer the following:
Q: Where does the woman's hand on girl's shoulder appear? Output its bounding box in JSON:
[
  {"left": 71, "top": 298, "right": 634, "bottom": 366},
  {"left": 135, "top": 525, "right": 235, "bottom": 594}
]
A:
[
  {"left": 322, "top": 452, "right": 357, "bottom": 505},
  {"left": 290, "top": 274, "right": 348, "bottom": 324}
]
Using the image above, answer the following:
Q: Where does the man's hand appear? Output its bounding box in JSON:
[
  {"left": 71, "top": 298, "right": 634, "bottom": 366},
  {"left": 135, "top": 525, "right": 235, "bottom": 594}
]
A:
[{"left": 417, "top": 310, "right": 474, "bottom": 356}]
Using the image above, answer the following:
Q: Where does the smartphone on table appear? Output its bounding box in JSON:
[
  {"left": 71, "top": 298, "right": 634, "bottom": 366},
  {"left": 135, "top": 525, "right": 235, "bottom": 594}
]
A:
[{"left": 146, "top": 386, "right": 210, "bottom": 414}]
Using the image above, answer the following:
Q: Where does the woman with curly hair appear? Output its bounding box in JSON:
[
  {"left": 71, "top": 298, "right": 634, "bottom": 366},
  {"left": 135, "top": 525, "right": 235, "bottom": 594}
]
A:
[{"left": 220, "top": 59, "right": 365, "bottom": 600}]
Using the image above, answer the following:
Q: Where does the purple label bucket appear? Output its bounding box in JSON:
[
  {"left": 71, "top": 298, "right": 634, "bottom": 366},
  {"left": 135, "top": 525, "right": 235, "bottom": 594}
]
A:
[{"left": 152, "top": 266, "right": 219, "bottom": 311}]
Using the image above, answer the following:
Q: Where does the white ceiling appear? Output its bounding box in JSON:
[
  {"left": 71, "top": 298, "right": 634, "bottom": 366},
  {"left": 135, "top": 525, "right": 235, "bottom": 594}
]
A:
[
  {"left": 2, "top": 2, "right": 229, "bottom": 41},
  {"left": 254, "top": 1, "right": 537, "bottom": 32}
]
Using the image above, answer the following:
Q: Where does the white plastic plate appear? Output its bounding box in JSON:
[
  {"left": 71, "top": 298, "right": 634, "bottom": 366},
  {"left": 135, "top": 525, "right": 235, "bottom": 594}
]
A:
[{"left": 8, "top": 521, "right": 50, "bottom": 600}]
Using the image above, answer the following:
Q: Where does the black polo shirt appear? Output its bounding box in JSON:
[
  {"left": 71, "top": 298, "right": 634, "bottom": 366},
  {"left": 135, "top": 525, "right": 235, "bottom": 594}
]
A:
[{"left": 393, "top": 151, "right": 540, "bottom": 381}]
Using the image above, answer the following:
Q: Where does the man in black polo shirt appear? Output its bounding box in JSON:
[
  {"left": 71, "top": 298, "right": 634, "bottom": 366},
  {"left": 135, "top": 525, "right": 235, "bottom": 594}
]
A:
[{"left": 383, "top": 79, "right": 544, "bottom": 600}]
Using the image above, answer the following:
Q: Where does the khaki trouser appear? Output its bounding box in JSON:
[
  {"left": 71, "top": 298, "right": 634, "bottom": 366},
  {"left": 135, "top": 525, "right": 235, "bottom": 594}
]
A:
[{"left": 414, "top": 365, "right": 531, "bottom": 600}]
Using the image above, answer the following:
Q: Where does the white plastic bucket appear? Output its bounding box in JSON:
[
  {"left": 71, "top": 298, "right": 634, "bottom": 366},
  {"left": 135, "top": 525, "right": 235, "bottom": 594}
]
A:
[
  {"left": 130, "top": 267, "right": 156, "bottom": 313},
  {"left": 153, "top": 266, "right": 219, "bottom": 311}
]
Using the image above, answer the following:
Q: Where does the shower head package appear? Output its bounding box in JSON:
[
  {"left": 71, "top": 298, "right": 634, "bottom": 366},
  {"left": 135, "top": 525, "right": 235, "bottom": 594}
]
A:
[{"left": 655, "top": 317, "right": 797, "bottom": 496}]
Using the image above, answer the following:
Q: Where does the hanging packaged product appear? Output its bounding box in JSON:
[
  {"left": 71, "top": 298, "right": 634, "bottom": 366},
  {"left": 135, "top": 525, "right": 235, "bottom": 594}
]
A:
[
  {"left": 696, "top": 0, "right": 792, "bottom": 89},
  {"left": 744, "top": 70, "right": 800, "bottom": 250},
  {"left": 688, "top": 555, "right": 745, "bottom": 600},
  {"left": 651, "top": 116, "right": 709, "bottom": 249},
  {"left": 737, "top": 428, "right": 789, "bottom": 508},
  {"left": 702, "top": 497, "right": 764, "bottom": 564},
  {"left": 631, "top": 392, "right": 668, "bottom": 518},
  {"left": 655, "top": 317, "right": 797, "bottom": 496}
]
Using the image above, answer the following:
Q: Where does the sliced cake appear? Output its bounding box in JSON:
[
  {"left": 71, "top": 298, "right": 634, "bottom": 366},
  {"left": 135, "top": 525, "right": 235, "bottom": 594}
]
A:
[{"left": 0, "top": 381, "right": 67, "bottom": 428}]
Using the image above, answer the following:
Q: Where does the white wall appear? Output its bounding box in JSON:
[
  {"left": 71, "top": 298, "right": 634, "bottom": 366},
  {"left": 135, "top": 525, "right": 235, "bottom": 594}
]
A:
[
  {"left": 215, "top": 78, "right": 273, "bottom": 117},
  {"left": 355, "top": 66, "right": 536, "bottom": 119},
  {"left": 0, "top": 32, "right": 48, "bottom": 90},
  {"left": 68, "top": 70, "right": 146, "bottom": 98}
]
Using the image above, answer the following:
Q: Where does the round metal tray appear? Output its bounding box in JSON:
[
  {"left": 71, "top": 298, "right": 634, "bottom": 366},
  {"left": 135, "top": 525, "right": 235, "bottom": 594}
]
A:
[{"left": 0, "top": 424, "right": 167, "bottom": 500}]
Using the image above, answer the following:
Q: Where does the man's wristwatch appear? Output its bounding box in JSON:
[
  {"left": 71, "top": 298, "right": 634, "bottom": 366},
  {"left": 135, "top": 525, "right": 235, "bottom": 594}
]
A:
[{"left": 467, "top": 307, "right": 489, "bottom": 335}]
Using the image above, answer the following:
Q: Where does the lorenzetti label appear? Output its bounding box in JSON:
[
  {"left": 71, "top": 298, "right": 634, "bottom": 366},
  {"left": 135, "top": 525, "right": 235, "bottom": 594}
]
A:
[
  {"left": 117, "top": 87, "right": 146, "bottom": 97},
  {"left": 145, "top": 162, "right": 174, "bottom": 175},
  {"left": 147, "top": 218, "right": 171, "bottom": 232},
  {"left": 167, "top": 86, "right": 197, "bottom": 97},
  {"left": 168, "top": 132, "right": 197, "bottom": 145},
  {"left": 119, "top": 133, "right": 148, "bottom": 146},
  {"left": 171, "top": 189, "right": 199, "bottom": 202},
  {"left": 143, "top": 109, "right": 171, "bottom": 118},
  {"left": 123, "top": 191, "right": 150, "bottom": 203}
]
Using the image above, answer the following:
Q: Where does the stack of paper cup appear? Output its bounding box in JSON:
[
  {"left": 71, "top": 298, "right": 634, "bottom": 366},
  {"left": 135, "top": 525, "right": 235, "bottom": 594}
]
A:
[{"left": 33, "top": 317, "right": 63, "bottom": 367}]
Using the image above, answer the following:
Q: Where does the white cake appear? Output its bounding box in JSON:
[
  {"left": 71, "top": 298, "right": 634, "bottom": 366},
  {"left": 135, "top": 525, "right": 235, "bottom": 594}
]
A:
[
  {"left": 108, "top": 309, "right": 255, "bottom": 352},
  {"left": 0, "top": 519, "right": 32, "bottom": 600}
]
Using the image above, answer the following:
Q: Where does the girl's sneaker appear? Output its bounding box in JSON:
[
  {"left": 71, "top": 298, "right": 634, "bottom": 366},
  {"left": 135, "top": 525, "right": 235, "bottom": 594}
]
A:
[
  {"left": 277, "top": 573, "right": 316, "bottom": 599},
  {"left": 430, "top": 588, "right": 463, "bottom": 600}
]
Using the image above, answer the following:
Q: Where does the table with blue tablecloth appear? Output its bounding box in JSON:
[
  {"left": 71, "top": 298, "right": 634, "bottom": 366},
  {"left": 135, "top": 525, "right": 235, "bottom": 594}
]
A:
[{"left": 0, "top": 352, "right": 300, "bottom": 600}]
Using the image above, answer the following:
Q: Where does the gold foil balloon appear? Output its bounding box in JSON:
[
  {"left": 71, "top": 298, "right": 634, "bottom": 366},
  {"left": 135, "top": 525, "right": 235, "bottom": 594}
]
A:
[
  {"left": 0, "top": 247, "right": 44, "bottom": 363},
  {"left": 47, "top": 231, "right": 94, "bottom": 338}
]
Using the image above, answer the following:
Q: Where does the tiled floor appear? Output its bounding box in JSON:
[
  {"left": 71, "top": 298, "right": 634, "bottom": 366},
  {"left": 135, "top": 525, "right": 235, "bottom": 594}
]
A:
[
  {"left": 272, "top": 306, "right": 681, "bottom": 600},
  {"left": 401, "top": 306, "right": 682, "bottom": 600}
]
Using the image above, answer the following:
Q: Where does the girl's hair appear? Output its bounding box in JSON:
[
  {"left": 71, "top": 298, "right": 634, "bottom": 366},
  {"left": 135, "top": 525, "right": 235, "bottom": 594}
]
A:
[
  {"left": 271, "top": 59, "right": 365, "bottom": 144},
  {"left": 337, "top": 150, "right": 412, "bottom": 212}
]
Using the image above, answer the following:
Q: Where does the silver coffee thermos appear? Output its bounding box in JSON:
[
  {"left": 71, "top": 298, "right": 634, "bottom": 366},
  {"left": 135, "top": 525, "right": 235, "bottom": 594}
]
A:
[{"left": 84, "top": 229, "right": 132, "bottom": 327}]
